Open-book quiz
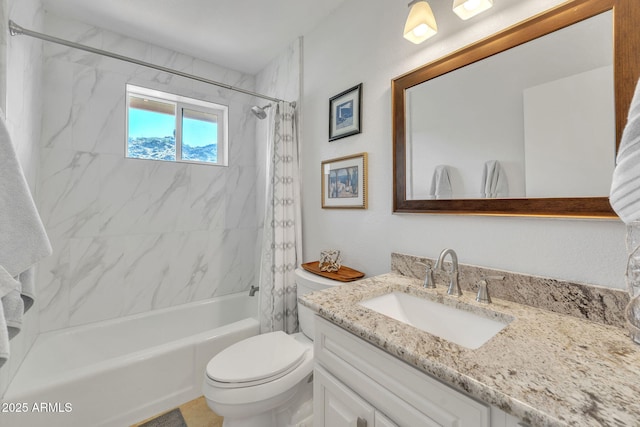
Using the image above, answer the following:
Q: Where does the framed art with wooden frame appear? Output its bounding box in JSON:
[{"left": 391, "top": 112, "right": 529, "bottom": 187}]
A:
[
  {"left": 321, "top": 152, "right": 367, "bottom": 209},
  {"left": 329, "top": 83, "right": 362, "bottom": 141}
]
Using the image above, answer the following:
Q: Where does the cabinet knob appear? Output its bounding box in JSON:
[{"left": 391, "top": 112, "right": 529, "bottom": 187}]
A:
[{"left": 356, "top": 417, "right": 367, "bottom": 427}]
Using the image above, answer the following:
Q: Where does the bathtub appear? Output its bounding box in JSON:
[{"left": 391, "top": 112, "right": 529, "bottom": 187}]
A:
[{"left": 1, "top": 292, "right": 259, "bottom": 427}]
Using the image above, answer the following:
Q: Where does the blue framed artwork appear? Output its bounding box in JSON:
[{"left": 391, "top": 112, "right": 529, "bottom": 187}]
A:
[
  {"left": 329, "top": 83, "right": 362, "bottom": 141},
  {"left": 321, "top": 152, "right": 368, "bottom": 209}
]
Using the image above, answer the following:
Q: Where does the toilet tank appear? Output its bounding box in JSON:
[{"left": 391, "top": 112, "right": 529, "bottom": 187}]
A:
[{"left": 295, "top": 267, "right": 344, "bottom": 340}]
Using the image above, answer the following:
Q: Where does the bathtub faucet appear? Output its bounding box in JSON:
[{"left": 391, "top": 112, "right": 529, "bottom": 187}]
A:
[{"left": 249, "top": 285, "right": 260, "bottom": 297}]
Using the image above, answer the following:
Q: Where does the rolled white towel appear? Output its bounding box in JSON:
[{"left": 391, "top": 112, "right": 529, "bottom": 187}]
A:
[
  {"left": 481, "top": 160, "right": 509, "bottom": 198},
  {"left": 429, "top": 165, "right": 453, "bottom": 199},
  {"left": 610, "top": 78, "right": 640, "bottom": 223}
]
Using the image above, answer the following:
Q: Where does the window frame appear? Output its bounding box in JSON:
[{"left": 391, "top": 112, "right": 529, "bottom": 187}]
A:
[{"left": 125, "top": 84, "right": 229, "bottom": 166}]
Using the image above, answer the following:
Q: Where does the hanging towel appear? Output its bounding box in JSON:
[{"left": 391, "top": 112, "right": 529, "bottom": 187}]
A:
[
  {"left": 0, "top": 110, "right": 52, "bottom": 367},
  {"left": 0, "top": 269, "right": 19, "bottom": 367},
  {"left": 429, "top": 165, "right": 453, "bottom": 199},
  {"left": 481, "top": 160, "right": 509, "bottom": 198},
  {"left": 611, "top": 78, "right": 640, "bottom": 224},
  {"left": 18, "top": 268, "right": 36, "bottom": 312}
]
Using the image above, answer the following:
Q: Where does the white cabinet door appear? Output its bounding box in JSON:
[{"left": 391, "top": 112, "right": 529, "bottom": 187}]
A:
[
  {"left": 314, "top": 366, "right": 375, "bottom": 427},
  {"left": 490, "top": 404, "right": 528, "bottom": 427},
  {"left": 509, "top": 417, "right": 530, "bottom": 427},
  {"left": 375, "top": 411, "right": 399, "bottom": 427},
  {"left": 314, "top": 316, "right": 530, "bottom": 427},
  {"left": 315, "top": 317, "right": 490, "bottom": 427}
]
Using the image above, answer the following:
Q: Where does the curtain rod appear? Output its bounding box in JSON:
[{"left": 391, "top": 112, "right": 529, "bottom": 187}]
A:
[{"left": 8, "top": 20, "right": 288, "bottom": 104}]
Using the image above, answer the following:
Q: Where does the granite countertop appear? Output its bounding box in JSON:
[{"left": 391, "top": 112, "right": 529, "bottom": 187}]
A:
[{"left": 299, "top": 273, "right": 640, "bottom": 426}]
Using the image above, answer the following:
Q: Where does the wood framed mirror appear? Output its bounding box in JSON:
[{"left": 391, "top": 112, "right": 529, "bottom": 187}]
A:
[{"left": 392, "top": 0, "right": 640, "bottom": 217}]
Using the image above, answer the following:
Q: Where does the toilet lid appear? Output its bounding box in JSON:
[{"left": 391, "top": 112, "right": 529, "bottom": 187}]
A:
[{"left": 206, "top": 331, "right": 308, "bottom": 385}]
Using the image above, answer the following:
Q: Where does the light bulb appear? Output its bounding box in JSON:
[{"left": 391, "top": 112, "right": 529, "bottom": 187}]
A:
[
  {"left": 412, "top": 23, "right": 429, "bottom": 37},
  {"left": 464, "top": 0, "right": 481, "bottom": 10},
  {"left": 452, "top": 0, "right": 493, "bottom": 20}
]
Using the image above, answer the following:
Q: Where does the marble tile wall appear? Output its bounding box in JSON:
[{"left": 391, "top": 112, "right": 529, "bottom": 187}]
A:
[
  {"left": 1, "top": 0, "right": 44, "bottom": 398},
  {"left": 36, "top": 12, "right": 264, "bottom": 332},
  {"left": 391, "top": 252, "right": 629, "bottom": 328}
]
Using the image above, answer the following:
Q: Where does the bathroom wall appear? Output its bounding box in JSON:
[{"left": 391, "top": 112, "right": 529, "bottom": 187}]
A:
[
  {"left": 523, "top": 66, "right": 615, "bottom": 197},
  {"left": 36, "top": 13, "right": 262, "bottom": 332},
  {"left": 301, "top": 0, "right": 627, "bottom": 289},
  {"left": 255, "top": 37, "right": 301, "bottom": 108},
  {"left": 0, "top": 0, "right": 44, "bottom": 398}
]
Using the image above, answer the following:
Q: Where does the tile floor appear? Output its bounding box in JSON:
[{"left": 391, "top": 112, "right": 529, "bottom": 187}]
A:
[{"left": 131, "top": 396, "right": 223, "bottom": 427}]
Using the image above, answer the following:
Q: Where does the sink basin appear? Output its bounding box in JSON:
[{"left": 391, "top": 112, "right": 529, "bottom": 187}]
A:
[{"left": 358, "top": 292, "right": 510, "bottom": 349}]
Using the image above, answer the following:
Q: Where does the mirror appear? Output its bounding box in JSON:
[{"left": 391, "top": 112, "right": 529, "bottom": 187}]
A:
[
  {"left": 406, "top": 12, "right": 614, "bottom": 201},
  {"left": 392, "top": 0, "right": 640, "bottom": 217}
]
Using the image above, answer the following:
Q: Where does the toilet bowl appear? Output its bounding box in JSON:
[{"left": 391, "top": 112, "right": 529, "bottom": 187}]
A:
[{"left": 202, "top": 268, "right": 344, "bottom": 427}]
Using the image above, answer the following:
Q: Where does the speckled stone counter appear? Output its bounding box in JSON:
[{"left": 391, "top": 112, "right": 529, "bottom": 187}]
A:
[
  {"left": 390, "top": 253, "right": 629, "bottom": 328},
  {"left": 299, "top": 272, "right": 640, "bottom": 426}
]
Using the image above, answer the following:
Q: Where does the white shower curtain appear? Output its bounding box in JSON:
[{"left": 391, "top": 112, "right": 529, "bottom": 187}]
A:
[{"left": 259, "top": 101, "right": 302, "bottom": 334}]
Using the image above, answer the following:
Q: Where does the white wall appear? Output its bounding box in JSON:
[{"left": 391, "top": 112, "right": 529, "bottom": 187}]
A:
[
  {"left": 523, "top": 66, "right": 615, "bottom": 197},
  {"left": 0, "top": 0, "right": 44, "bottom": 398},
  {"left": 301, "top": 0, "right": 627, "bottom": 289},
  {"left": 36, "top": 13, "right": 262, "bottom": 332}
]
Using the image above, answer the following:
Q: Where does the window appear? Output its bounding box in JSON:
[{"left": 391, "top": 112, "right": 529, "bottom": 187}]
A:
[{"left": 126, "top": 84, "right": 228, "bottom": 166}]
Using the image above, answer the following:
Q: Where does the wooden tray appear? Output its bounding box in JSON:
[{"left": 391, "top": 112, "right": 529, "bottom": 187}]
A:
[{"left": 301, "top": 261, "right": 365, "bottom": 282}]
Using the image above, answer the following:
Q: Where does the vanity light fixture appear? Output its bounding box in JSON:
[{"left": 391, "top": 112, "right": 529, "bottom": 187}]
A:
[
  {"left": 452, "top": 0, "right": 493, "bottom": 20},
  {"left": 403, "top": 0, "right": 438, "bottom": 44}
]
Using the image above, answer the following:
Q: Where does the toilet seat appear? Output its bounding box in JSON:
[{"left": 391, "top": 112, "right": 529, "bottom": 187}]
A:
[
  {"left": 206, "top": 331, "right": 308, "bottom": 388},
  {"left": 203, "top": 332, "right": 314, "bottom": 407}
]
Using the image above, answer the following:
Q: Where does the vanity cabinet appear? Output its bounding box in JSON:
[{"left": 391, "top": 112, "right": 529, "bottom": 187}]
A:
[
  {"left": 315, "top": 366, "right": 393, "bottom": 427},
  {"left": 313, "top": 316, "right": 525, "bottom": 427}
]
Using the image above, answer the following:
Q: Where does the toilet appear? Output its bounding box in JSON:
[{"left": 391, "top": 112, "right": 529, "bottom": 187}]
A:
[{"left": 203, "top": 267, "right": 343, "bottom": 427}]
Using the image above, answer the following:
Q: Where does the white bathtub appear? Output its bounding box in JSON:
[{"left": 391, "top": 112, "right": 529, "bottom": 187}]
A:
[{"left": 1, "top": 292, "right": 259, "bottom": 427}]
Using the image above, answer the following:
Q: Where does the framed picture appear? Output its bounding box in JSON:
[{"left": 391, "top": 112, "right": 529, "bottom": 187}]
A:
[
  {"left": 321, "top": 152, "right": 368, "bottom": 209},
  {"left": 329, "top": 83, "right": 362, "bottom": 141}
]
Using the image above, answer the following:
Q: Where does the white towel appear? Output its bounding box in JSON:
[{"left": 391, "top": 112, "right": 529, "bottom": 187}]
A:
[
  {"left": 429, "top": 165, "right": 453, "bottom": 199},
  {"left": 0, "top": 110, "right": 52, "bottom": 367},
  {"left": 18, "top": 267, "right": 36, "bottom": 312},
  {"left": 611, "top": 78, "right": 640, "bottom": 224},
  {"left": 0, "top": 268, "right": 19, "bottom": 367},
  {"left": 481, "top": 160, "right": 509, "bottom": 198},
  {"left": 0, "top": 305, "right": 8, "bottom": 367}
]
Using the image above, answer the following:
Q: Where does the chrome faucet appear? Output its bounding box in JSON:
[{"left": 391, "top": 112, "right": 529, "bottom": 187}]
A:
[
  {"left": 435, "top": 248, "right": 461, "bottom": 297},
  {"left": 249, "top": 285, "right": 259, "bottom": 297}
]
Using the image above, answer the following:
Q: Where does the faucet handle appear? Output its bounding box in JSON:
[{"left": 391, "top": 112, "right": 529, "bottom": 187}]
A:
[
  {"left": 415, "top": 261, "right": 436, "bottom": 289},
  {"left": 475, "top": 280, "right": 491, "bottom": 304},
  {"left": 476, "top": 276, "right": 504, "bottom": 304}
]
